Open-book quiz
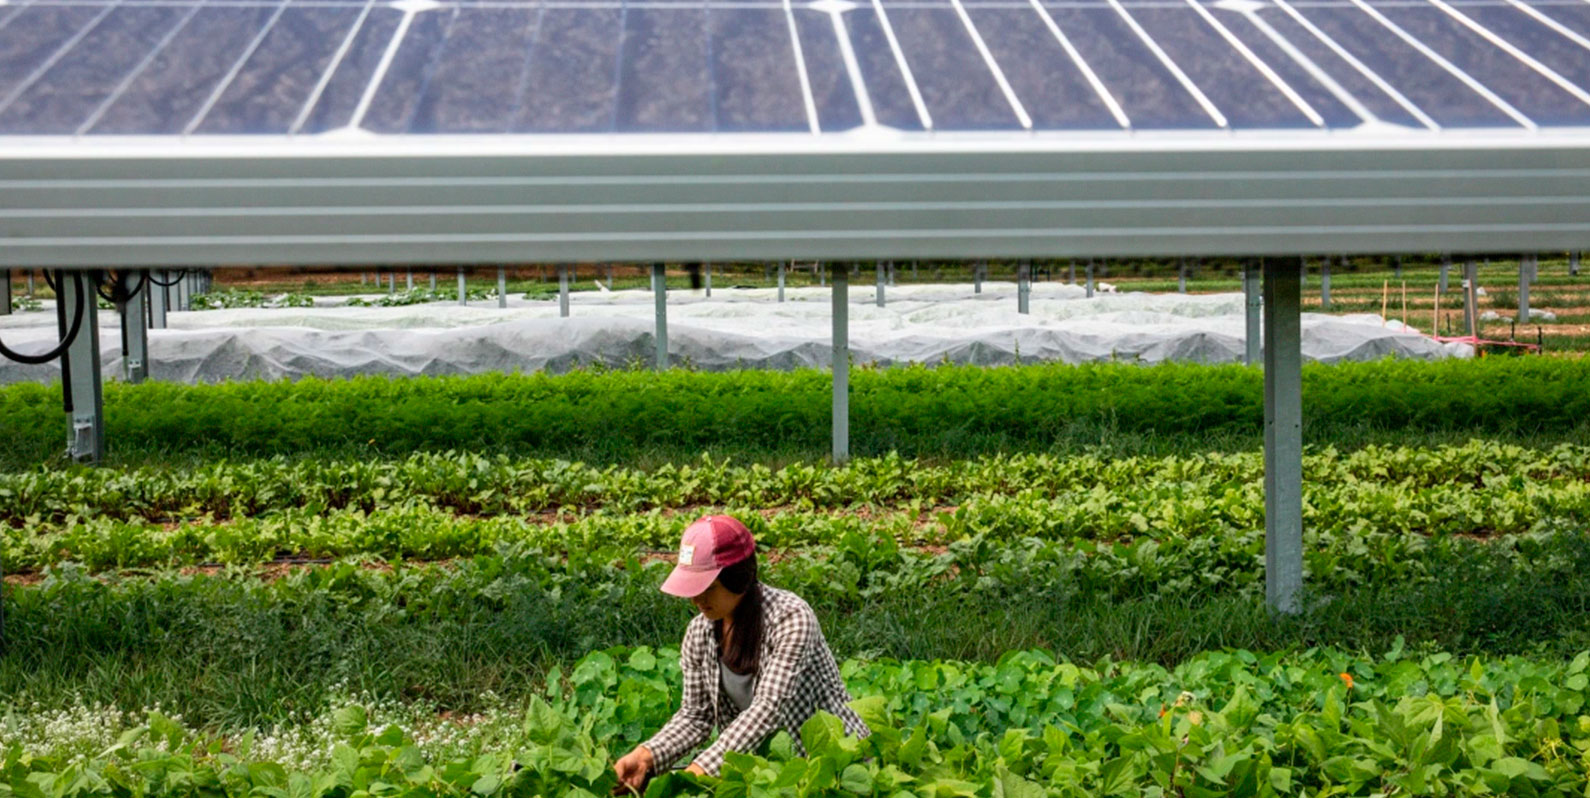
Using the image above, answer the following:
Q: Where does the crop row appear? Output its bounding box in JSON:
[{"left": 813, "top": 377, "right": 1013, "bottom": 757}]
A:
[
  {"left": 4, "top": 357, "right": 1588, "bottom": 468},
  {"left": 4, "top": 440, "right": 1587, "bottom": 525},
  {"left": 5, "top": 645, "right": 1587, "bottom": 797},
  {"left": 7, "top": 468, "right": 1589, "bottom": 575}
]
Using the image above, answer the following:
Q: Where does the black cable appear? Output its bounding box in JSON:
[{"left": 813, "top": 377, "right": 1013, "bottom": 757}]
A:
[
  {"left": 97, "top": 269, "right": 147, "bottom": 305},
  {"left": 148, "top": 268, "right": 187, "bottom": 288},
  {"left": 0, "top": 271, "right": 85, "bottom": 365}
]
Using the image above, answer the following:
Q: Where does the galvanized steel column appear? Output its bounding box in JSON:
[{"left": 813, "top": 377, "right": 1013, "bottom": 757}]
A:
[
  {"left": 430, "top": 271, "right": 437, "bottom": 292},
  {"left": 1177, "top": 257, "right": 1186, "bottom": 293},
  {"left": 1245, "top": 264, "right": 1261, "bottom": 366},
  {"left": 458, "top": 267, "right": 467, "bottom": 306},
  {"left": 1439, "top": 254, "right": 1450, "bottom": 294},
  {"left": 831, "top": 265, "right": 849, "bottom": 463},
  {"left": 122, "top": 273, "right": 149, "bottom": 383},
  {"left": 60, "top": 271, "right": 104, "bottom": 464},
  {"left": 150, "top": 270, "right": 168, "bottom": 329},
  {"left": 652, "top": 263, "right": 668, "bottom": 370},
  {"left": 558, "top": 264, "right": 570, "bottom": 317},
  {"left": 1518, "top": 255, "right": 1531, "bottom": 323},
  {"left": 1464, "top": 259, "right": 1478, "bottom": 336},
  {"left": 1262, "top": 258, "right": 1303, "bottom": 615},
  {"left": 974, "top": 261, "right": 983, "bottom": 294},
  {"left": 1319, "top": 256, "right": 1331, "bottom": 311},
  {"left": 777, "top": 261, "right": 786, "bottom": 302},
  {"left": 876, "top": 262, "right": 886, "bottom": 307},
  {"left": 497, "top": 267, "right": 507, "bottom": 308},
  {"left": 1017, "top": 260, "right": 1031, "bottom": 314},
  {"left": 1085, "top": 259, "right": 1094, "bottom": 298},
  {"left": 406, "top": 269, "right": 413, "bottom": 291},
  {"left": 705, "top": 262, "right": 712, "bottom": 297}
]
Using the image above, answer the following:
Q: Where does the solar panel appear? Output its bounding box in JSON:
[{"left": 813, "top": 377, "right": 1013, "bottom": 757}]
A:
[{"left": 1, "top": 0, "right": 1589, "bottom": 135}]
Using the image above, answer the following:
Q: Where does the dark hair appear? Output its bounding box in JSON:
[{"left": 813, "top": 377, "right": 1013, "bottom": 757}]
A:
[{"left": 715, "top": 555, "right": 763, "bottom": 675}]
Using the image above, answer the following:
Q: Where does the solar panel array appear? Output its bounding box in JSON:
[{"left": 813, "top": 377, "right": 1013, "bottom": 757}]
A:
[{"left": 1, "top": 0, "right": 1588, "bottom": 136}]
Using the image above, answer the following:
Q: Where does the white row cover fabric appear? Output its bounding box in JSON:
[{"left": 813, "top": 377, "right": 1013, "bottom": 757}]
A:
[{"left": 0, "top": 284, "right": 1467, "bottom": 384}]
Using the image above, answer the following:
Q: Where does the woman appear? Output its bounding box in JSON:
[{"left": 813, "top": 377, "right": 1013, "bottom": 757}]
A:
[{"left": 613, "top": 515, "right": 870, "bottom": 788}]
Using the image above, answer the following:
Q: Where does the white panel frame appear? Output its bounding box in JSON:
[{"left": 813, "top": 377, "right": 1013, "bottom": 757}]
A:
[{"left": 2, "top": 131, "right": 1588, "bottom": 267}]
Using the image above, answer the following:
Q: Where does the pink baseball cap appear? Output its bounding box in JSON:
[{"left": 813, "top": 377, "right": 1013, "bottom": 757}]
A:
[{"left": 660, "top": 515, "right": 756, "bottom": 597}]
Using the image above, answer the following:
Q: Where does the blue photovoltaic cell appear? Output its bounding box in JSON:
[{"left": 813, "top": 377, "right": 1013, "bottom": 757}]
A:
[
  {"left": 964, "top": 6, "right": 1122, "bottom": 129},
  {"left": 405, "top": 9, "right": 540, "bottom": 133},
  {"left": 512, "top": 7, "right": 619, "bottom": 132},
  {"left": 0, "top": 6, "right": 106, "bottom": 107},
  {"left": 615, "top": 8, "right": 713, "bottom": 132},
  {"left": 1539, "top": 2, "right": 1590, "bottom": 41},
  {"left": 295, "top": 7, "right": 404, "bottom": 134},
  {"left": 880, "top": 3, "right": 1022, "bottom": 129},
  {"left": 1290, "top": 5, "right": 1517, "bottom": 126},
  {"left": 1042, "top": 5, "right": 1220, "bottom": 128},
  {"left": 91, "top": 6, "right": 281, "bottom": 134},
  {"left": 1128, "top": 7, "right": 1316, "bottom": 128},
  {"left": 1459, "top": 4, "right": 1590, "bottom": 102},
  {"left": 0, "top": 6, "right": 183, "bottom": 134},
  {"left": 1, "top": 0, "right": 1588, "bottom": 136},
  {"left": 362, "top": 7, "right": 459, "bottom": 133},
  {"left": 792, "top": 8, "right": 862, "bottom": 131},
  {"left": 709, "top": 8, "right": 808, "bottom": 132},
  {"left": 1251, "top": 5, "right": 1430, "bottom": 128},
  {"left": 190, "top": 6, "right": 367, "bottom": 134},
  {"left": 1372, "top": 5, "right": 1590, "bottom": 125},
  {"left": 1209, "top": 8, "right": 1365, "bottom": 129},
  {"left": 841, "top": 6, "right": 926, "bottom": 130}
]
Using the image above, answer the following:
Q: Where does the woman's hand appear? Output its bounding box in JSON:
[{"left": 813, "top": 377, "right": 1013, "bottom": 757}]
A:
[
  {"left": 613, "top": 746, "right": 654, "bottom": 791},
  {"left": 683, "top": 763, "right": 707, "bottom": 778}
]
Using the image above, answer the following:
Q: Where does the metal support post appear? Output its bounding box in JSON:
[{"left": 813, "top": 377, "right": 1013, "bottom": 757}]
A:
[
  {"left": 1439, "top": 254, "right": 1450, "bottom": 294},
  {"left": 149, "top": 270, "right": 168, "bottom": 329},
  {"left": 1244, "top": 263, "right": 1261, "bottom": 366},
  {"left": 559, "top": 264, "right": 570, "bottom": 317},
  {"left": 1085, "top": 259, "right": 1094, "bottom": 298},
  {"left": 1262, "top": 258, "right": 1303, "bottom": 615},
  {"left": 27, "top": 270, "right": 34, "bottom": 297},
  {"left": 1, "top": 269, "right": 10, "bottom": 316},
  {"left": 1177, "top": 257, "right": 1186, "bottom": 293},
  {"left": 388, "top": 271, "right": 395, "bottom": 294},
  {"left": 777, "top": 261, "right": 786, "bottom": 302},
  {"left": 1518, "top": 256, "right": 1531, "bottom": 323},
  {"left": 406, "top": 269, "right": 413, "bottom": 291},
  {"left": 831, "top": 265, "right": 849, "bottom": 463},
  {"left": 430, "top": 271, "right": 437, "bottom": 292},
  {"left": 1464, "top": 259, "right": 1478, "bottom": 336},
  {"left": 1320, "top": 256, "right": 1331, "bottom": 311},
  {"left": 607, "top": 264, "right": 615, "bottom": 289},
  {"left": 652, "top": 263, "right": 669, "bottom": 370},
  {"left": 497, "top": 267, "right": 507, "bottom": 308},
  {"left": 1017, "top": 260, "right": 1031, "bottom": 314},
  {"left": 705, "top": 262, "right": 712, "bottom": 297},
  {"left": 1572, "top": 251, "right": 1580, "bottom": 276},
  {"left": 1393, "top": 257, "right": 1402, "bottom": 280},
  {"left": 176, "top": 269, "right": 189, "bottom": 311},
  {"left": 876, "top": 262, "right": 886, "bottom": 307},
  {"left": 60, "top": 271, "right": 104, "bottom": 464},
  {"left": 888, "top": 262, "right": 896, "bottom": 286},
  {"left": 458, "top": 267, "right": 467, "bottom": 306},
  {"left": 122, "top": 273, "right": 149, "bottom": 383},
  {"left": 974, "top": 261, "right": 983, "bottom": 294}
]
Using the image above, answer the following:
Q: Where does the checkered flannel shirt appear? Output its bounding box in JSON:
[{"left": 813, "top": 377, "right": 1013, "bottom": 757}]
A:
[{"left": 641, "top": 584, "right": 871, "bottom": 775}]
